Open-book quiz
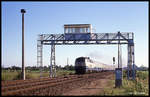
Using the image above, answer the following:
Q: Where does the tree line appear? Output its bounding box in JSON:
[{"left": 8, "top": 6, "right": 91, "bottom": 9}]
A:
[{"left": 2, "top": 65, "right": 75, "bottom": 71}]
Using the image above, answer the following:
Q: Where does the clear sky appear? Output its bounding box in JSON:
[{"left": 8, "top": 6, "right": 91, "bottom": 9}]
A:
[{"left": 2, "top": 2, "right": 148, "bottom": 68}]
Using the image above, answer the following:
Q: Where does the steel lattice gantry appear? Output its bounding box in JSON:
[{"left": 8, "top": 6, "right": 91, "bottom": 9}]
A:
[{"left": 37, "top": 31, "right": 135, "bottom": 79}]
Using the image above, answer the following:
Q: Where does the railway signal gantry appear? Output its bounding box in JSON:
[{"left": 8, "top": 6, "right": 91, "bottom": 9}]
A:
[{"left": 37, "top": 24, "right": 135, "bottom": 79}]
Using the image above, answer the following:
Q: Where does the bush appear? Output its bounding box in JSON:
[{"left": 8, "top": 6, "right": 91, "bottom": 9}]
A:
[
  {"left": 136, "top": 71, "right": 148, "bottom": 80},
  {"left": 13, "top": 72, "right": 22, "bottom": 80}
]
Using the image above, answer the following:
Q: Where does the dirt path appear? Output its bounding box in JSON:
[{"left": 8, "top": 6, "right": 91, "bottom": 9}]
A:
[{"left": 62, "top": 72, "right": 114, "bottom": 96}]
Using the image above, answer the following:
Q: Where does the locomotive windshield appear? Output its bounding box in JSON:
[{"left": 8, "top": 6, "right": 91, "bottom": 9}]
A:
[{"left": 76, "top": 57, "right": 85, "bottom": 63}]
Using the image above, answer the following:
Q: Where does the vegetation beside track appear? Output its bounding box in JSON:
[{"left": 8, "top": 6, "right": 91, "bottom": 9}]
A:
[
  {"left": 2, "top": 65, "right": 75, "bottom": 81},
  {"left": 98, "top": 70, "right": 149, "bottom": 96}
]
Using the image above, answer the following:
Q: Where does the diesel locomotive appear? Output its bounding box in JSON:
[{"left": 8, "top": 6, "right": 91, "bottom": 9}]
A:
[{"left": 75, "top": 57, "right": 115, "bottom": 74}]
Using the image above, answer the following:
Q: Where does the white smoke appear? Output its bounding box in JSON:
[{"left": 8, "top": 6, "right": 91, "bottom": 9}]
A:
[
  {"left": 86, "top": 50, "right": 104, "bottom": 60},
  {"left": 85, "top": 50, "right": 111, "bottom": 65},
  {"left": 86, "top": 50, "right": 117, "bottom": 66}
]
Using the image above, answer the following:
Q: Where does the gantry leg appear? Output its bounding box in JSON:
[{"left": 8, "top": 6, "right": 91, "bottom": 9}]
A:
[
  {"left": 50, "top": 44, "right": 56, "bottom": 77},
  {"left": 115, "top": 44, "right": 123, "bottom": 87},
  {"left": 37, "top": 38, "right": 43, "bottom": 77},
  {"left": 127, "top": 44, "right": 131, "bottom": 79},
  {"left": 127, "top": 43, "right": 135, "bottom": 80},
  {"left": 131, "top": 44, "right": 135, "bottom": 79},
  {"left": 118, "top": 44, "right": 122, "bottom": 68}
]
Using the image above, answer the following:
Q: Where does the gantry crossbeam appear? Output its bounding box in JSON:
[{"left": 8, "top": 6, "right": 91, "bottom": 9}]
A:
[{"left": 38, "top": 32, "right": 134, "bottom": 45}]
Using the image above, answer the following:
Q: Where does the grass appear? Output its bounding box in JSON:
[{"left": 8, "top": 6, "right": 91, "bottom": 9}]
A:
[
  {"left": 98, "top": 70, "right": 149, "bottom": 96},
  {"left": 1, "top": 69, "right": 75, "bottom": 81},
  {"left": 2, "top": 70, "right": 20, "bottom": 80}
]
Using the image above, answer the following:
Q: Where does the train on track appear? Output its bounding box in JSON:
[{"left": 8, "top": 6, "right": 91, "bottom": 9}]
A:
[{"left": 75, "top": 57, "right": 115, "bottom": 74}]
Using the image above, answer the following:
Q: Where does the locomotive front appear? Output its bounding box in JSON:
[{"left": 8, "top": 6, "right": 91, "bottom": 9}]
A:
[{"left": 75, "top": 57, "right": 86, "bottom": 74}]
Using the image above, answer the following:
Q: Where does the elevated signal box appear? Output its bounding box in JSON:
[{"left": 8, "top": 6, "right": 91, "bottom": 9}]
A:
[{"left": 64, "top": 24, "right": 92, "bottom": 40}]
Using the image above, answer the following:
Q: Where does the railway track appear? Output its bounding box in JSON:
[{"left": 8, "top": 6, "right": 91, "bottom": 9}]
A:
[
  {"left": 1, "top": 71, "right": 113, "bottom": 96},
  {"left": 2, "top": 75, "right": 76, "bottom": 87},
  {"left": 2, "top": 75, "right": 77, "bottom": 92}
]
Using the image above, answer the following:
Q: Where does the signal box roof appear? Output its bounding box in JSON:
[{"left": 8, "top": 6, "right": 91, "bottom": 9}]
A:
[{"left": 64, "top": 24, "right": 91, "bottom": 28}]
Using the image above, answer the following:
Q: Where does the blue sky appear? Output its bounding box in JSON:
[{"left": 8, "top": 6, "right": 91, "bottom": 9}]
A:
[{"left": 2, "top": 2, "right": 148, "bottom": 68}]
